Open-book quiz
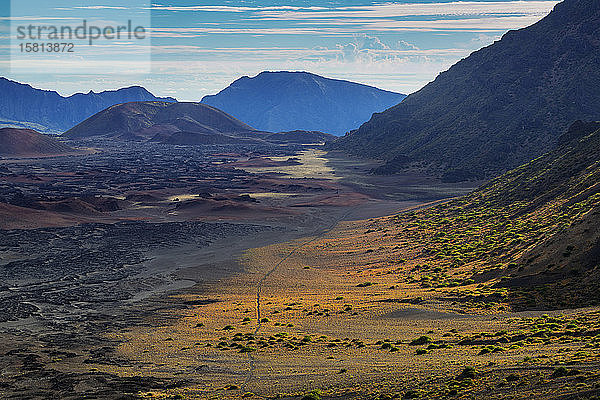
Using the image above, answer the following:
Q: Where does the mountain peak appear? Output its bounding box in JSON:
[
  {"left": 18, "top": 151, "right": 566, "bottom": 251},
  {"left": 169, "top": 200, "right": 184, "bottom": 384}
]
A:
[
  {"left": 115, "top": 85, "right": 152, "bottom": 94},
  {"left": 202, "top": 71, "right": 406, "bottom": 135}
]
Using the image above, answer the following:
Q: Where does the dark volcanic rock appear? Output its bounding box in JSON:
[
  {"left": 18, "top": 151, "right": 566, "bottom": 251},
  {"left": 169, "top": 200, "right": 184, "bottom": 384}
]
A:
[{"left": 558, "top": 120, "right": 600, "bottom": 145}]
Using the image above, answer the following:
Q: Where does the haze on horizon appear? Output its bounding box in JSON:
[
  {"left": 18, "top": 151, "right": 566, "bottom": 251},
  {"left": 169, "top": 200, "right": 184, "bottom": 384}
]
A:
[{"left": 0, "top": 0, "right": 557, "bottom": 101}]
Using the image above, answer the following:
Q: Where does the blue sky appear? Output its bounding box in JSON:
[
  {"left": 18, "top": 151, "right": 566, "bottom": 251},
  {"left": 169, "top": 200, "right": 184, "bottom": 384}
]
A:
[{"left": 0, "top": 0, "right": 558, "bottom": 101}]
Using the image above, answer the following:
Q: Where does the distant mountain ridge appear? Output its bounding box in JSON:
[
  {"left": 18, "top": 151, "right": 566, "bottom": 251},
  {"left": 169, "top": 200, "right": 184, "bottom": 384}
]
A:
[
  {"left": 331, "top": 0, "right": 600, "bottom": 180},
  {"left": 201, "top": 71, "right": 406, "bottom": 136},
  {"left": 0, "top": 77, "right": 176, "bottom": 134}
]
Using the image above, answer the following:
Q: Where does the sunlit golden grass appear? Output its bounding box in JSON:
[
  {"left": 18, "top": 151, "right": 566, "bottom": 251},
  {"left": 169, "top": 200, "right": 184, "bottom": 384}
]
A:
[
  {"left": 240, "top": 149, "right": 338, "bottom": 180},
  {"left": 90, "top": 215, "right": 600, "bottom": 399}
]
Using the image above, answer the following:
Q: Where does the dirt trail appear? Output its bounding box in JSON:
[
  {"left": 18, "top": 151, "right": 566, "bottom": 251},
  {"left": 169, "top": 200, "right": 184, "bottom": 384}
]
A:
[
  {"left": 242, "top": 207, "right": 357, "bottom": 390},
  {"left": 240, "top": 197, "right": 458, "bottom": 391}
]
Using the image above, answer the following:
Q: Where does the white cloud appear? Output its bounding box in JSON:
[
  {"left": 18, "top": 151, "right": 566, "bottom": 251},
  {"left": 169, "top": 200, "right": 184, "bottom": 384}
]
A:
[
  {"left": 470, "top": 33, "right": 503, "bottom": 46},
  {"left": 252, "top": 1, "right": 557, "bottom": 20},
  {"left": 397, "top": 40, "right": 419, "bottom": 51},
  {"left": 147, "top": 15, "right": 534, "bottom": 38},
  {"left": 357, "top": 34, "right": 389, "bottom": 50},
  {"left": 148, "top": 1, "right": 557, "bottom": 19},
  {"left": 335, "top": 34, "right": 391, "bottom": 62},
  {"left": 149, "top": 5, "right": 327, "bottom": 12},
  {"left": 72, "top": 6, "right": 129, "bottom": 10},
  {"left": 5, "top": 16, "right": 79, "bottom": 21}
]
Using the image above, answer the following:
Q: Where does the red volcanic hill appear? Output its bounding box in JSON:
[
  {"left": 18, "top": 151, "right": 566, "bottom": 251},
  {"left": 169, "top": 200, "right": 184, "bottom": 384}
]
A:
[
  {"left": 63, "top": 101, "right": 257, "bottom": 140},
  {"left": 0, "top": 128, "right": 74, "bottom": 156},
  {"left": 62, "top": 101, "right": 335, "bottom": 145}
]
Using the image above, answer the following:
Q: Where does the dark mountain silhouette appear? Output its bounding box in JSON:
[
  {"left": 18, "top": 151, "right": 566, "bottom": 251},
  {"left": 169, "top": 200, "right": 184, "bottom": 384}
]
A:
[
  {"left": 0, "top": 128, "right": 75, "bottom": 156},
  {"left": 63, "top": 101, "right": 334, "bottom": 145},
  {"left": 0, "top": 77, "right": 175, "bottom": 133},
  {"left": 331, "top": 0, "right": 600, "bottom": 181},
  {"left": 201, "top": 71, "right": 406, "bottom": 136}
]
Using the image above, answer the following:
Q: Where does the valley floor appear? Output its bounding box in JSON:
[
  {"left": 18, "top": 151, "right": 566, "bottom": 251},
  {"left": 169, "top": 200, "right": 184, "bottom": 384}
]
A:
[
  {"left": 1, "top": 145, "right": 597, "bottom": 399},
  {"left": 110, "top": 215, "right": 600, "bottom": 400}
]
